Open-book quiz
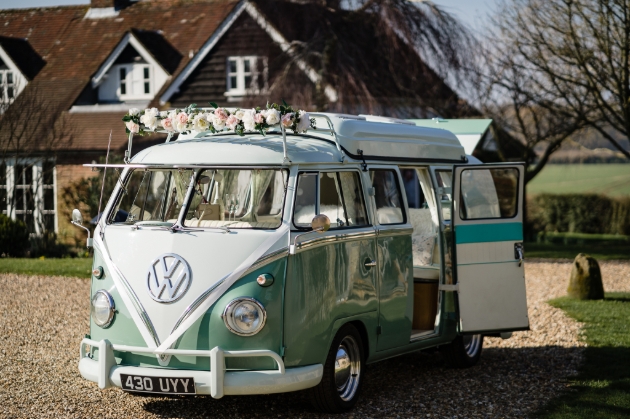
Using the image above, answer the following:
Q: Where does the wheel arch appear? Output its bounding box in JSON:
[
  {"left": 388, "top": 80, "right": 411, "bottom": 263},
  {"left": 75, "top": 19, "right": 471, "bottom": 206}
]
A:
[{"left": 327, "top": 312, "right": 378, "bottom": 365}]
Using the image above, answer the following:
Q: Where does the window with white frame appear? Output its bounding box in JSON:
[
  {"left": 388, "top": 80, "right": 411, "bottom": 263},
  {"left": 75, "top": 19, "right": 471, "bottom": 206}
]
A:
[
  {"left": 225, "top": 56, "right": 268, "bottom": 97},
  {"left": 117, "top": 64, "right": 152, "bottom": 100},
  {"left": 0, "top": 160, "right": 56, "bottom": 234},
  {"left": 0, "top": 70, "right": 15, "bottom": 102}
]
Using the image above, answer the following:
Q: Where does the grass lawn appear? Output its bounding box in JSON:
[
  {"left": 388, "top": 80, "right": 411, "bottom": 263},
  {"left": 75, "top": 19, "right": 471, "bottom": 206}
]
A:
[
  {"left": 527, "top": 164, "right": 630, "bottom": 197},
  {"left": 0, "top": 258, "right": 92, "bottom": 278},
  {"left": 538, "top": 293, "right": 630, "bottom": 418}
]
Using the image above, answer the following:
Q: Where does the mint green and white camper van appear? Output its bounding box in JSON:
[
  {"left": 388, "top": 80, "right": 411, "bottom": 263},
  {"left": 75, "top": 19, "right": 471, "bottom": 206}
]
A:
[{"left": 76, "top": 109, "right": 528, "bottom": 413}]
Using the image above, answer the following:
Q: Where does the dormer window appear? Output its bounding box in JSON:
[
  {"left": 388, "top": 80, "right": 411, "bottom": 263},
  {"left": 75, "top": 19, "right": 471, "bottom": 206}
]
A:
[
  {"left": 0, "top": 70, "right": 15, "bottom": 101},
  {"left": 225, "top": 56, "right": 268, "bottom": 98},
  {"left": 85, "top": 31, "right": 177, "bottom": 108},
  {"left": 116, "top": 63, "right": 152, "bottom": 99}
]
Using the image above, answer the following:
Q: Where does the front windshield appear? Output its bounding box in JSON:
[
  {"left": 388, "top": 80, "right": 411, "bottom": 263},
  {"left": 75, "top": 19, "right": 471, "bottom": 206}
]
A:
[
  {"left": 184, "top": 169, "right": 287, "bottom": 229},
  {"left": 110, "top": 169, "right": 193, "bottom": 225}
]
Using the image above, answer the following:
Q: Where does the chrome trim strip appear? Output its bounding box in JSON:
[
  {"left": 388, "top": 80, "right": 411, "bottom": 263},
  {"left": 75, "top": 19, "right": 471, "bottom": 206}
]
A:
[
  {"left": 98, "top": 238, "right": 162, "bottom": 347},
  {"left": 171, "top": 246, "right": 290, "bottom": 335},
  {"left": 171, "top": 276, "right": 228, "bottom": 334},
  {"left": 243, "top": 247, "right": 289, "bottom": 276},
  {"left": 295, "top": 230, "right": 377, "bottom": 253},
  {"left": 377, "top": 227, "right": 413, "bottom": 237},
  {"left": 110, "top": 262, "right": 162, "bottom": 347}
]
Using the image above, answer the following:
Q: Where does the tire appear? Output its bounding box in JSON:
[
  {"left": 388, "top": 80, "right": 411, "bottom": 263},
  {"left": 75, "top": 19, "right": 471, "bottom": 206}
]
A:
[
  {"left": 309, "top": 323, "right": 365, "bottom": 413},
  {"left": 440, "top": 334, "right": 483, "bottom": 368}
]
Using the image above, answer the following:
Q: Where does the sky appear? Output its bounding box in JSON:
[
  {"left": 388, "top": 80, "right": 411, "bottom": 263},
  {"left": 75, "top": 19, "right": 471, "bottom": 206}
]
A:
[{"left": 0, "top": 0, "right": 496, "bottom": 31}]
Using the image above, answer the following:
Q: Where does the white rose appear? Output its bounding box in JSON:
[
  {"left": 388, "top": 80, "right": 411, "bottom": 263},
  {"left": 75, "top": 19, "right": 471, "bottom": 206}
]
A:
[
  {"left": 159, "top": 111, "right": 169, "bottom": 118},
  {"left": 175, "top": 120, "right": 188, "bottom": 133},
  {"left": 242, "top": 109, "right": 256, "bottom": 131},
  {"left": 145, "top": 107, "right": 158, "bottom": 117},
  {"left": 265, "top": 108, "right": 280, "bottom": 125},
  {"left": 140, "top": 114, "right": 158, "bottom": 131},
  {"left": 128, "top": 108, "right": 140, "bottom": 116},
  {"left": 296, "top": 110, "right": 311, "bottom": 132},
  {"left": 192, "top": 113, "right": 210, "bottom": 132},
  {"left": 212, "top": 115, "right": 226, "bottom": 130},
  {"left": 234, "top": 109, "right": 245, "bottom": 121}
]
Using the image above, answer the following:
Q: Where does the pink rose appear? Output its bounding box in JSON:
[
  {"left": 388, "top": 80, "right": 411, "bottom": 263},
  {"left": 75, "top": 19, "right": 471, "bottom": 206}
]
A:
[
  {"left": 254, "top": 112, "right": 264, "bottom": 124},
  {"left": 161, "top": 117, "right": 174, "bottom": 131},
  {"left": 176, "top": 112, "right": 188, "bottom": 124},
  {"left": 125, "top": 120, "right": 139, "bottom": 133},
  {"left": 281, "top": 113, "right": 294, "bottom": 128},
  {"left": 215, "top": 108, "right": 228, "bottom": 121},
  {"left": 226, "top": 115, "right": 239, "bottom": 130}
]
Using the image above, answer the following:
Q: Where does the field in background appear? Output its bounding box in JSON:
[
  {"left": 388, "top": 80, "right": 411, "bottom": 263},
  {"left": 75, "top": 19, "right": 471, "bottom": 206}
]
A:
[{"left": 528, "top": 164, "right": 630, "bottom": 196}]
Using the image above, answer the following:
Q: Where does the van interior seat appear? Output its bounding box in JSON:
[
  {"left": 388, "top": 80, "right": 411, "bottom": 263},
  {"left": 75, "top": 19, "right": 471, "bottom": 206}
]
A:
[{"left": 408, "top": 208, "right": 437, "bottom": 268}]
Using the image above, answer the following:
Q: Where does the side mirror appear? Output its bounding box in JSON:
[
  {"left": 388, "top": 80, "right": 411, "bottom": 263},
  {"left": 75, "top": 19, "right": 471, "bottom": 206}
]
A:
[
  {"left": 290, "top": 214, "right": 331, "bottom": 255},
  {"left": 71, "top": 208, "right": 92, "bottom": 249},
  {"left": 311, "top": 214, "right": 330, "bottom": 233},
  {"left": 72, "top": 208, "right": 83, "bottom": 225}
]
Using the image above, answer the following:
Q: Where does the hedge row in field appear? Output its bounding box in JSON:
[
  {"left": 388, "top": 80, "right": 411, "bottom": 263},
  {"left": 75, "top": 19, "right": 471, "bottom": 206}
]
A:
[{"left": 528, "top": 194, "right": 630, "bottom": 236}]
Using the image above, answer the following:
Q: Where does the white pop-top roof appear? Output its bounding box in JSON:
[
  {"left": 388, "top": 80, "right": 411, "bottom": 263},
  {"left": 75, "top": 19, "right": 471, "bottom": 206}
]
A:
[{"left": 133, "top": 113, "right": 467, "bottom": 165}]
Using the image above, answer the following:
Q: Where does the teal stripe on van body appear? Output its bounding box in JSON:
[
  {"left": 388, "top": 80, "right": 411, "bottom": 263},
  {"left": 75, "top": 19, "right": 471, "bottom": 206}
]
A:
[{"left": 455, "top": 222, "right": 523, "bottom": 244}]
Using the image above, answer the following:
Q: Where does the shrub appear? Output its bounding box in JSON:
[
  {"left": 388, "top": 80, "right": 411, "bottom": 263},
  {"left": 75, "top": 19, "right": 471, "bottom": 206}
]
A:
[
  {"left": 0, "top": 214, "right": 30, "bottom": 256},
  {"left": 529, "top": 193, "right": 630, "bottom": 236}
]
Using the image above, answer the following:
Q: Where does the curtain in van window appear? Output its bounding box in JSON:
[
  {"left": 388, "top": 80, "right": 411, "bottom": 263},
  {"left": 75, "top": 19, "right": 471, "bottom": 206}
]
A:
[
  {"left": 416, "top": 169, "right": 439, "bottom": 227},
  {"left": 338, "top": 172, "right": 368, "bottom": 226},
  {"left": 244, "top": 169, "right": 274, "bottom": 222}
]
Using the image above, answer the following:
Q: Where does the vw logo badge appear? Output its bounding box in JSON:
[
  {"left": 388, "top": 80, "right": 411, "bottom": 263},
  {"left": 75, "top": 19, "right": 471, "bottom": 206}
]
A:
[{"left": 146, "top": 253, "right": 192, "bottom": 303}]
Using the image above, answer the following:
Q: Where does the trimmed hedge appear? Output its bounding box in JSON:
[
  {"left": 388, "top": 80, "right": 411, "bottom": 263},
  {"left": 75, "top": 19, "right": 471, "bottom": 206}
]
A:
[
  {"left": 528, "top": 194, "right": 630, "bottom": 236},
  {"left": 0, "top": 214, "right": 30, "bottom": 257}
]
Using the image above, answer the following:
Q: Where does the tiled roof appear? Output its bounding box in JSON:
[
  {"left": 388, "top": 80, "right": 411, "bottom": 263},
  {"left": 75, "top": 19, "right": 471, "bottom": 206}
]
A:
[
  {"left": 0, "top": 0, "right": 239, "bottom": 151},
  {"left": 0, "top": 36, "right": 46, "bottom": 80}
]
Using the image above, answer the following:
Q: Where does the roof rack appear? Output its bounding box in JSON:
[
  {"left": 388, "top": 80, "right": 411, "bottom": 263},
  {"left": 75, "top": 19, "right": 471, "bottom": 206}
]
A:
[{"left": 308, "top": 113, "right": 349, "bottom": 162}]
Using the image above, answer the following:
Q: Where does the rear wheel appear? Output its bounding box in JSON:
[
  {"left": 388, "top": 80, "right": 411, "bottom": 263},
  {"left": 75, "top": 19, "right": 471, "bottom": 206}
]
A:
[
  {"left": 440, "top": 334, "right": 483, "bottom": 368},
  {"left": 309, "top": 324, "right": 364, "bottom": 413}
]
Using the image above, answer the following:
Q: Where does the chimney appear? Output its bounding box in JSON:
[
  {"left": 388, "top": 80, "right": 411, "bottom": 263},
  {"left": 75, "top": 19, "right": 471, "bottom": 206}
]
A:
[
  {"left": 90, "top": 0, "right": 114, "bottom": 7},
  {"left": 86, "top": 0, "right": 136, "bottom": 18}
]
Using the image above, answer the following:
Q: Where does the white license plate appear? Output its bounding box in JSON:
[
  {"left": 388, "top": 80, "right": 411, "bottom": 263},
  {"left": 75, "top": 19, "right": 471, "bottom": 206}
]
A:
[{"left": 120, "top": 374, "right": 196, "bottom": 395}]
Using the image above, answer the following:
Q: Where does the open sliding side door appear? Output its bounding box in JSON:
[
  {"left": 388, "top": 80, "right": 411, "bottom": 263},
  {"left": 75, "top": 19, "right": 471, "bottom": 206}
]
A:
[{"left": 452, "top": 164, "right": 529, "bottom": 334}]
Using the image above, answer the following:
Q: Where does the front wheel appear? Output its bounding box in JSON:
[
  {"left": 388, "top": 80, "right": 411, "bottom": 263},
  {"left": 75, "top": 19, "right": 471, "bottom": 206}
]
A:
[
  {"left": 309, "top": 324, "right": 364, "bottom": 413},
  {"left": 440, "top": 334, "right": 483, "bottom": 368}
]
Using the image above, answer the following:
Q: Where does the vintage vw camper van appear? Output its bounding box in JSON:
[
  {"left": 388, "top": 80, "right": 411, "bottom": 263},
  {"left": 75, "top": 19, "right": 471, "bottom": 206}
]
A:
[{"left": 76, "top": 109, "right": 528, "bottom": 413}]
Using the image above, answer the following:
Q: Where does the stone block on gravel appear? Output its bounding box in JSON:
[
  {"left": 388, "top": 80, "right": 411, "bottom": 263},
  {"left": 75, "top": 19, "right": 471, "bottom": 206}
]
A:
[{"left": 567, "top": 253, "right": 605, "bottom": 300}]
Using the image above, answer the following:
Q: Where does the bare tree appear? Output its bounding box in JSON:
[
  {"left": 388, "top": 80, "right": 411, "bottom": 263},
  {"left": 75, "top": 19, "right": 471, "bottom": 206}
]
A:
[
  {"left": 482, "top": 0, "right": 630, "bottom": 174},
  {"left": 0, "top": 83, "right": 74, "bottom": 237},
  {"left": 251, "top": 0, "right": 479, "bottom": 117}
]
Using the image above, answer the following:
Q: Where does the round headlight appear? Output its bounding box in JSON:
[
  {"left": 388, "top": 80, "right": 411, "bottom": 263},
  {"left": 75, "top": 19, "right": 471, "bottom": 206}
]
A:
[
  {"left": 91, "top": 290, "right": 115, "bottom": 328},
  {"left": 222, "top": 298, "right": 266, "bottom": 336}
]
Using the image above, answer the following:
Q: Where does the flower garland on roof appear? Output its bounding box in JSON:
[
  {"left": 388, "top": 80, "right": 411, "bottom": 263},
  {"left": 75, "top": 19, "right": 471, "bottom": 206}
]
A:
[{"left": 122, "top": 102, "right": 315, "bottom": 137}]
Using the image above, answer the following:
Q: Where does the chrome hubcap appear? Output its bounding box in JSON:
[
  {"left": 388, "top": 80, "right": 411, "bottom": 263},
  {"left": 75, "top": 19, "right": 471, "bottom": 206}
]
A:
[
  {"left": 463, "top": 334, "right": 482, "bottom": 357},
  {"left": 334, "top": 336, "right": 361, "bottom": 401}
]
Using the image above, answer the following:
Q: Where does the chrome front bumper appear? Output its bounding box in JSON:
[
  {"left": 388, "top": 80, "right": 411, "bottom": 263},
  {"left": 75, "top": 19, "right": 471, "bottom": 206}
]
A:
[{"left": 78, "top": 338, "right": 322, "bottom": 398}]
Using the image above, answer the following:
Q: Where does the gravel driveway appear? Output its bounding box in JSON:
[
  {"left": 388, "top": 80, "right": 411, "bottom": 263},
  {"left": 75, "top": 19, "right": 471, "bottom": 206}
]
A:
[{"left": 1, "top": 260, "right": 629, "bottom": 419}]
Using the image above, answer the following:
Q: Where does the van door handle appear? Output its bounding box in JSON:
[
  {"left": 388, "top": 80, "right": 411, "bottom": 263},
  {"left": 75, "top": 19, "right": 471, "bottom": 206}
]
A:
[
  {"left": 365, "top": 260, "right": 377, "bottom": 268},
  {"left": 514, "top": 243, "right": 524, "bottom": 267}
]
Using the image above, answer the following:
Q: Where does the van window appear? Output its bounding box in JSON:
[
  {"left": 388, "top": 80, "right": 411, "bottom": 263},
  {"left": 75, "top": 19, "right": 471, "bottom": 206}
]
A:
[
  {"left": 435, "top": 170, "right": 452, "bottom": 221},
  {"left": 293, "top": 171, "right": 368, "bottom": 229},
  {"left": 184, "top": 169, "right": 287, "bottom": 229},
  {"left": 111, "top": 169, "right": 193, "bottom": 224},
  {"left": 459, "top": 168, "right": 519, "bottom": 220},
  {"left": 370, "top": 169, "right": 406, "bottom": 225}
]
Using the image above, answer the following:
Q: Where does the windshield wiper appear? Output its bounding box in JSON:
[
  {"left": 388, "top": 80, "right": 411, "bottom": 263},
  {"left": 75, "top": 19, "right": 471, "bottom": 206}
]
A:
[{"left": 157, "top": 223, "right": 232, "bottom": 234}]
